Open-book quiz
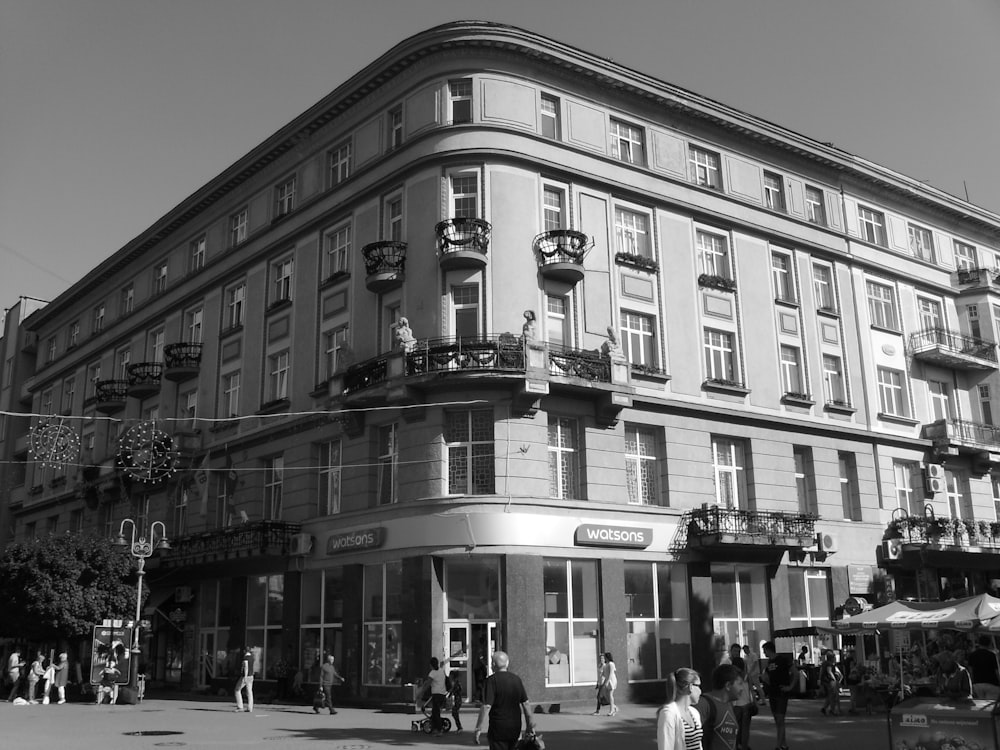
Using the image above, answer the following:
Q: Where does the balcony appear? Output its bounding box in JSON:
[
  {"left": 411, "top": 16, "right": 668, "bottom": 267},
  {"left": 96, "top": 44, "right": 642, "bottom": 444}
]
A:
[
  {"left": 954, "top": 267, "right": 1000, "bottom": 290},
  {"left": 94, "top": 379, "right": 129, "bottom": 413},
  {"left": 548, "top": 343, "right": 611, "bottom": 382},
  {"left": 923, "top": 418, "right": 1000, "bottom": 466},
  {"left": 435, "top": 218, "right": 491, "bottom": 270},
  {"left": 160, "top": 520, "right": 301, "bottom": 568},
  {"left": 362, "top": 240, "right": 407, "bottom": 292},
  {"left": 685, "top": 505, "right": 816, "bottom": 552},
  {"left": 407, "top": 335, "right": 525, "bottom": 376},
  {"left": 884, "top": 511, "right": 1000, "bottom": 568},
  {"left": 164, "top": 342, "right": 203, "bottom": 382},
  {"left": 534, "top": 230, "right": 592, "bottom": 284},
  {"left": 908, "top": 328, "right": 997, "bottom": 370},
  {"left": 127, "top": 362, "right": 163, "bottom": 398}
]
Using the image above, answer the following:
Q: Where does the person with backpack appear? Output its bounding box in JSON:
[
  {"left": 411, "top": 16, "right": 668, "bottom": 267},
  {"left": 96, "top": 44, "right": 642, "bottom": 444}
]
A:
[
  {"left": 695, "top": 664, "right": 742, "bottom": 750},
  {"left": 819, "top": 652, "right": 843, "bottom": 715},
  {"left": 761, "top": 641, "right": 797, "bottom": 750}
]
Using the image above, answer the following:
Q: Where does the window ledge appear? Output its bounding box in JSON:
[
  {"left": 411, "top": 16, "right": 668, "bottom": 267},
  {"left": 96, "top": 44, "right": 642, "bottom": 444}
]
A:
[
  {"left": 878, "top": 412, "right": 920, "bottom": 426},
  {"left": 870, "top": 324, "right": 903, "bottom": 336},
  {"left": 824, "top": 402, "right": 856, "bottom": 415},
  {"left": 257, "top": 398, "right": 290, "bottom": 415},
  {"left": 209, "top": 419, "right": 239, "bottom": 433},
  {"left": 630, "top": 365, "right": 671, "bottom": 383},
  {"left": 267, "top": 297, "right": 293, "bottom": 313},
  {"left": 817, "top": 307, "right": 840, "bottom": 318},
  {"left": 698, "top": 274, "right": 737, "bottom": 292},
  {"left": 220, "top": 324, "right": 244, "bottom": 338},
  {"left": 309, "top": 381, "right": 330, "bottom": 398},
  {"left": 614, "top": 252, "right": 659, "bottom": 273},
  {"left": 774, "top": 297, "right": 799, "bottom": 309},
  {"left": 781, "top": 393, "right": 815, "bottom": 407},
  {"left": 320, "top": 271, "right": 351, "bottom": 289},
  {"left": 702, "top": 379, "right": 750, "bottom": 395}
]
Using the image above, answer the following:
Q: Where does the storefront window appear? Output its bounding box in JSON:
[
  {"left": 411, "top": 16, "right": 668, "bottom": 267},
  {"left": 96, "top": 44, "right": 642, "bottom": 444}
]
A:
[
  {"left": 445, "top": 557, "right": 500, "bottom": 619},
  {"left": 364, "top": 561, "right": 403, "bottom": 685},
  {"left": 198, "top": 580, "right": 232, "bottom": 683},
  {"left": 543, "top": 559, "right": 600, "bottom": 686},
  {"left": 246, "top": 574, "right": 284, "bottom": 679},
  {"left": 712, "top": 564, "right": 770, "bottom": 658},
  {"left": 789, "top": 568, "right": 833, "bottom": 662},
  {"left": 300, "top": 568, "right": 344, "bottom": 681},
  {"left": 625, "top": 562, "right": 691, "bottom": 681}
]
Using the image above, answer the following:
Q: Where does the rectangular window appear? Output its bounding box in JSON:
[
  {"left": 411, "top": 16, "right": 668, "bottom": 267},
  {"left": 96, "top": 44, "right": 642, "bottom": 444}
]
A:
[
  {"left": 542, "top": 186, "right": 565, "bottom": 231},
  {"left": 540, "top": 94, "right": 560, "bottom": 139},
  {"left": 449, "top": 78, "right": 473, "bottom": 123},
  {"left": 894, "top": 461, "right": 920, "bottom": 515},
  {"left": 689, "top": 145, "right": 721, "bottom": 189},
  {"left": 275, "top": 177, "right": 296, "bottom": 217},
  {"left": 92, "top": 303, "right": 105, "bottom": 334},
  {"left": 189, "top": 236, "right": 206, "bottom": 272},
  {"left": 186, "top": 308, "right": 204, "bottom": 343},
  {"left": 866, "top": 280, "right": 899, "bottom": 330},
  {"left": 377, "top": 424, "right": 398, "bottom": 505},
  {"left": 268, "top": 351, "right": 289, "bottom": 401},
  {"left": 839, "top": 452, "right": 861, "bottom": 520},
  {"left": 319, "top": 440, "right": 342, "bottom": 515},
  {"left": 120, "top": 284, "right": 135, "bottom": 316},
  {"left": 928, "top": 380, "right": 951, "bottom": 422},
  {"left": 272, "top": 257, "right": 294, "bottom": 303},
  {"left": 969, "top": 304, "right": 982, "bottom": 338},
  {"left": 763, "top": 171, "right": 785, "bottom": 212},
  {"left": 543, "top": 559, "right": 601, "bottom": 686},
  {"left": 780, "top": 345, "right": 804, "bottom": 395},
  {"left": 153, "top": 262, "right": 168, "bottom": 295},
  {"left": 329, "top": 141, "right": 352, "bottom": 186},
  {"left": 546, "top": 294, "right": 570, "bottom": 348},
  {"left": 264, "top": 456, "right": 283, "bottom": 520},
  {"left": 147, "top": 328, "right": 164, "bottom": 361},
  {"left": 230, "top": 207, "right": 248, "bottom": 246},
  {"left": 946, "top": 469, "right": 971, "bottom": 520},
  {"left": 858, "top": 205, "right": 887, "bottom": 246},
  {"left": 450, "top": 173, "right": 479, "bottom": 218},
  {"left": 385, "top": 194, "right": 403, "bottom": 241},
  {"left": 793, "top": 447, "right": 817, "bottom": 515},
  {"left": 712, "top": 437, "right": 747, "bottom": 509},
  {"left": 226, "top": 283, "right": 246, "bottom": 329},
  {"left": 788, "top": 569, "right": 831, "bottom": 627},
  {"left": 300, "top": 568, "right": 345, "bottom": 682},
  {"left": 46, "top": 337, "right": 56, "bottom": 364},
  {"left": 813, "top": 264, "right": 835, "bottom": 311},
  {"left": 822, "top": 354, "right": 846, "bottom": 405},
  {"left": 805, "top": 186, "right": 826, "bottom": 225},
  {"left": 614, "top": 208, "right": 651, "bottom": 258},
  {"left": 174, "top": 483, "right": 188, "bottom": 535},
  {"left": 452, "top": 284, "right": 480, "bottom": 340},
  {"left": 324, "top": 222, "right": 351, "bottom": 280},
  {"left": 954, "top": 241, "right": 977, "bottom": 270},
  {"left": 40, "top": 388, "right": 54, "bottom": 415},
  {"left": 323, "top": 327, "right": 349, "bottom": 379},
  {"left": 246, "top": 574, "right": 283, "bottom": 679},
  {"left": 222, "top": 371, "right": 241, "bottom": 417},
  {"left": 877, "top": 367, "right": 908, "bottom": 417},
  {"left": 610, "top": 119, "right": 645, "bottom": 165},
  {"left": 67, "top": 321, "right": 80, "bottom": 348},
  {"left": 62, "top": 377, "right": 75, "bottom": 413},
  {"left": 445, "top": 409, "right": 495, "bottom": 495},
  {"left": 908, "top": 223, "right": 935, "bottom": 263},
  {"left": 917, "top": 297, "right": 942, "bottom": 331},
  {"left": 548, "top": 417, "right": 580, "bottom": 500},
  {"left": 387, "top": 106, "right": 403, "bottom": 150},
  {"left": 697, "top": 230, "right": 730, "bottom": 278},
  {"left": 620, "top": 311, "right": 656, "bottom": 366},
  {"left": 703, "top": 329, "right": 736, "bottom": 382},
  {"left": 625, "top": 424, "right": 660, "bottom": 506},
  {"left": 115, "top": 348, "right": 131, "bottom": 379},
  {"left": 363, "top": 561, "right": 403, "bottom": 685},
  {"left": 980, "top": 383, "right": 993, "bottom": 426},
  {"left": 86, "top": 361, "right": 101, "bottom": 398},
  {"left": 772, "top": 252, "right": 794, "bottom": 301}
]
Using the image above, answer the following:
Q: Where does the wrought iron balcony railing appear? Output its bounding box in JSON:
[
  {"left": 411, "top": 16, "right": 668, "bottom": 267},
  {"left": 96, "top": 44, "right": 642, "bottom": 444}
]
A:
[
  {"left": 406, "top": 335, "right": 525, "bottom": 375},
  {"left": 955, "top": 267, "right": 1000, "bottom": 286},
  {"left": 534, "top": 230, "right": 592, "bottom": 283},
  {"left": 908, "top": 327, "right": 997, "bottom": 367},
  {"left": 161, "top": 520, "right": 301, "bottom": 565},
  {"left": 362, "top": 241, "right": 407, "bottom": 276},
  {"left": 165, "top": 342, "right": 203, "bottom": 368},
  {"left": 548, "top": 343, "right": 611, "bottom": 382},
  {"left": 922, "top": 418, "right": 1000, "bottom": 453},
  {"left": 343, "top": 356, "right": 389, "bottom": 394},
  {"left": 885, "top": 512, "right": 1000, "bottom": 550},
  {"left": 95, "top": 379, "right": 129, "bottom": 410},
  {"left": 435, "top": 218, "right": 491, "bottom": 254},
  {"left": 686, "top": 505, "right": 816, "bottom": 544},
  {"left": 127, "top": 362, "right": 163, "bottom": 392}
]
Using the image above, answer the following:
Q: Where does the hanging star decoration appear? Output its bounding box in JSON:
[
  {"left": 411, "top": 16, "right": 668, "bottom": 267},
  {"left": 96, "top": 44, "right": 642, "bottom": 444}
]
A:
[
  {"left": 28, "top": 417, "right": 81, "bottom": 470},
  {"left": 117, "top": 421, "right": 178, "bottom": 483}
]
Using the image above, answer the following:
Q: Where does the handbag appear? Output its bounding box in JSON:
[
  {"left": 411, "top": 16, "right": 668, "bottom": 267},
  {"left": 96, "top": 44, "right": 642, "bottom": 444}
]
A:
[
  {"left": 515, "top": 731, "right": 545, "bottom": 750},
  {"left": 597, "top": 684, "right": 610, "bottom": 705}
]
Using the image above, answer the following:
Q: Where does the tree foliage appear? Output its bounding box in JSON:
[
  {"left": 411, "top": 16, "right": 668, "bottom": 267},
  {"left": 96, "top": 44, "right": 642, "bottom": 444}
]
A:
[{"left": 0, "top": 532, "right": 139, "bottom": 641}]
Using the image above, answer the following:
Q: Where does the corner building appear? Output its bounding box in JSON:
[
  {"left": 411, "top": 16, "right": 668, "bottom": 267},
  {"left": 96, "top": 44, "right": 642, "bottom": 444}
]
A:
[{"left": 10, "top": 21, "right": 1000, "bottom": 705}]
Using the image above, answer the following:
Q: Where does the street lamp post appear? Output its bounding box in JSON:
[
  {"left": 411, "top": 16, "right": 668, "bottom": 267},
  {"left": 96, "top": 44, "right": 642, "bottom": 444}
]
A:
[{"left": 116, "top": 519, "right": 170, "bottom": 695}]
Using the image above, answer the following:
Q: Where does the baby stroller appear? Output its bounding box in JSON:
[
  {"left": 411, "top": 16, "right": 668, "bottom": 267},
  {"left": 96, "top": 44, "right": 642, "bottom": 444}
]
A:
[{"left": 410, "top": 690, "right": 453, "bottom": 734}]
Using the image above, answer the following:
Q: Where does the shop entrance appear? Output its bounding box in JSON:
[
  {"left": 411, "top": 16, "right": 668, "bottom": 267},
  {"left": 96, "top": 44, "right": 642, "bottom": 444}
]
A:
[{"left": 444, "top": 622, "right": 497, "bottom": 703}]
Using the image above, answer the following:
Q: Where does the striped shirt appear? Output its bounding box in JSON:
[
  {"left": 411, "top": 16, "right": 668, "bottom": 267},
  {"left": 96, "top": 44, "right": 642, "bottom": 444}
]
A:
[{"left": 681, "top": 709, "right": 703, "bottom": 750}]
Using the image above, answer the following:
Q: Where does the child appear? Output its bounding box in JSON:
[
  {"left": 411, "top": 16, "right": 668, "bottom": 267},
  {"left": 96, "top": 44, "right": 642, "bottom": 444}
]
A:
[{"left": 450, "top": 677, "right": 464, "bottom": 732}]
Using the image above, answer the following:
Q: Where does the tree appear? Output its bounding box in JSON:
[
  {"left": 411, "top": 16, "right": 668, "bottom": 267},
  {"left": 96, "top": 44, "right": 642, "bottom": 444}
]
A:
[{"left": 0, "top": 532, "right": 140, "bottom": 641}]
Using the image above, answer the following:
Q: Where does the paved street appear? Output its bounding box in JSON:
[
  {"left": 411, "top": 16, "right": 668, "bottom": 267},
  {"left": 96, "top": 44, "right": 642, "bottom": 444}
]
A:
[{"left": 0, "top": 694, "right": 892, "bottom": 749}]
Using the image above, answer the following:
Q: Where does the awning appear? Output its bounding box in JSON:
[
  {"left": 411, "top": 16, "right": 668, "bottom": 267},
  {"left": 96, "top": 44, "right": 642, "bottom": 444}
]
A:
[
  {"left": 833, "top": 593, "right": 1000, "bottom": 632},
  {"left": 772, "top": 626, "right": 840, "bottom": 638}
]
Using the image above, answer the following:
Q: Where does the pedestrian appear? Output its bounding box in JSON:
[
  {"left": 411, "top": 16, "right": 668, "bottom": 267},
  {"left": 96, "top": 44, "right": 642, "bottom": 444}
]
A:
[
  {"left": 427, "top": 657, "right": 448, "bottom": 736},
  {"left": 797, "top": 645, "right": 810, "bottom": 667},
  {"left": 593, "top": 652, "right": 618, "bottom": 716},
  {"left": 52, "top": 652, "right": 69, "bottom": 705},
  {"left": 937, "top": 650, "right": 973, "bottom": 700},
  {"left": 234, "top": 646, "right": 254, "bottom": 713},
  {"left": 819, "top": 652, "right": 843, "bottom": 715},
  {"left": 317, "top": 654, "right": 343, "bottom": 715},
  {"left": 7, "top": 648, "right": 25, "bottom": 702},
  {"left": 742, "top": 645, "right": 764, "bottom": 704},
  {"left": 657, "top": 667, "right": 702, "bottom": 750},
  {"left": 761, "top": 641, "right": 796, "bottom": 750},
  {"left": 474, "top": 650, "right": 537, "bottom": 750},
  {"left": 726, "top": 644, "right": 754, "bottom": 750},
  {"left": 96, "top": 657, "right": 121, "bottom": 705},
  {"left": 695, "top": 664, "right": 742, "bottom": 750},
  {"left": 473, "top": 654, "right": 488, "bottom": 703},
  {"left": 450, "top": 675, "right": 464, "bottom": 731},
  {"left": 27, "top": 650, "right": 45, "bottom": 703}
]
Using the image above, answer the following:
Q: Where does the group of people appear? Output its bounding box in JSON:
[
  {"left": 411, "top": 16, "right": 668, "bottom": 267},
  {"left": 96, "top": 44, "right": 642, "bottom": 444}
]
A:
[
  {"left": 5, "top": 648, "right": 69, "bottom": 705},
  {"left": 657, "top": 640, "right": 796, "bottom": 750}
]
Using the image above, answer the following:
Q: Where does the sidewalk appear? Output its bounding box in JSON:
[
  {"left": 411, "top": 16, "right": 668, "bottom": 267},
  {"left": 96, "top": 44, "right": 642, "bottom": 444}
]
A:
[{"left": 0, "top": 693, "right": 891, "bottom": 749}]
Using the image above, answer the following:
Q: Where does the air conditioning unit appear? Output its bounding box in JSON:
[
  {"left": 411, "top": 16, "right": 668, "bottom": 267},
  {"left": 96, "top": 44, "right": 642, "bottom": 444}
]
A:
[
  {"left": 925, "top": 464, "right": 946, "bottom": 495},
  {"left": 816, "top": 532, "right": 839, "bottom": 554},
  {"left": 883, "top": 538, "right": 903, "bottom": 561},
  {"left": 174, "top": 586, "right": 193, "bottom": 603},
  {"left": 289, "top": 533, "right": 313, "bottom": 556}
]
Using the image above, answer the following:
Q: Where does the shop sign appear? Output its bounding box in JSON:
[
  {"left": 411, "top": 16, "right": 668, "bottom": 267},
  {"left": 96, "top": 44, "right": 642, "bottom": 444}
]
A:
[
  {"left": 847, "top": 564, "right": 874, "bottom": 594},
  {"left": 574, "top": 524, "right": 652, "bottom": 549},
  {"left": 326, "top": 527, "right": 385, "bottom": 555}
]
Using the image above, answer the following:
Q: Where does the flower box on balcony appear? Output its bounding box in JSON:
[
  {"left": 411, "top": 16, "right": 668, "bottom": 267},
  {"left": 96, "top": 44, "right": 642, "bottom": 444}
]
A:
[
  {"left": 615, "top": 252, "right": 659, "bottom": 273},
  {"left": 28, "top": 484, "right": 43, "bottom": 496},
  {"left": 698, "top": 273, "right": 737, "bottom": 292}
]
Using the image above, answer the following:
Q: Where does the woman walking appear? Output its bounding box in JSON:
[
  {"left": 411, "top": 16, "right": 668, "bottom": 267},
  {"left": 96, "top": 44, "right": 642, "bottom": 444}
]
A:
[
  {"left": 594, "top": 652, "right": 618, "bottom": 716},
  {"left": 657, "top": 667, "right": 703, "bottom": 750},
  {"left": 819, "top": 652, "right": 843, "bottom": 715}
]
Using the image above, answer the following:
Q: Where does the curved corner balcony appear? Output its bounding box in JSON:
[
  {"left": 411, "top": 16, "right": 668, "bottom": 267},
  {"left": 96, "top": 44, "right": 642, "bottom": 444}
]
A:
[
  {"left": 533, "top": 229, "right": 591, "bottom": 284},
  {"left": 362, "top": 241, "right": 407, "bottom": 293},
  {"left": 95, "top": 379, "right": 129, "bottom": 413},
  {"left": 435, "top": 218, "right": 491, "bottom": 270},
  {"left": 406, "top": 334, "right": 526, "bottom": 376},
  {"left": 908, "top": 327, "right": 997, "bottom": 370},
  {"left": 127, "top": 362, "right": 163, "bottom": 398},
  {"left": 164, "top": 342, "right": 203, "bottom": 382}
]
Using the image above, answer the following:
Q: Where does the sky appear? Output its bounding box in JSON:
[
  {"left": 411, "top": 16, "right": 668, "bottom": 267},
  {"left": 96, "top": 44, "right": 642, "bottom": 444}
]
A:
[{"left": 2, "top": 0, "right": 1000, "bottom": 315}]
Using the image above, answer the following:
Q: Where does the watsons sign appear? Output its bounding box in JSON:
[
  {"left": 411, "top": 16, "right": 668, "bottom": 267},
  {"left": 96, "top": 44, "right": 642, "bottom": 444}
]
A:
[
  {"left": 326, "top": 527, "right": 385, "bottom": 555},
  {"left": 574, "top": 524, "right": 652, "bottom": 549}
]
